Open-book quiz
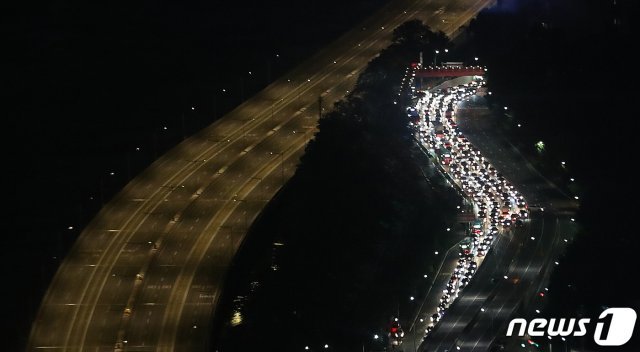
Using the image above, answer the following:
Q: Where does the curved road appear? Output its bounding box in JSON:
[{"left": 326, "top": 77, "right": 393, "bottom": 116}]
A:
[
  {"left": 418, "top": 98, "right": 578, "bottom": 352},
  {"left": 27, "top": 1, "right": 494, "bottom": 351}
]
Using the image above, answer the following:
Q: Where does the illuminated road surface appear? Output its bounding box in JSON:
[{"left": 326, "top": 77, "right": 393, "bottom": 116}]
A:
[
  {"left": 418, "top": 99, "right": 578, "bottom": 352},
  {"left": 27, "top": 1, "right": 495, "bottom": 351}
]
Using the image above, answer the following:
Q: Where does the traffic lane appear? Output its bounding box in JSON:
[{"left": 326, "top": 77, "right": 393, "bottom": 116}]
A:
[
  {"left": 461, "top": 213, "right": 556, "bottom": 351},
  {"left": 60, "top": 125, "right": 282, "bottom": 344},
  {"left": 406, "top": 243, "right": 464, "bottom": 349},
  {"left": 66, "top": 129, "right": 292, "bottom": 349},
  {"left": 476, "top": 211, "right": 561, "bottom": 351},
  {"left": 78, "top": 136, "right": 280, "bottom": 347},
  {"left": 114, "top": 44, "right": 368, "bottom": 350},
  {"left": 420, "top": 219, "right": 533, "bottom": 351},
  {"left": 455, "top": 101, "right": 575, "bottom": 210},
  {"left": 157, "top": 110, "right": 328, "bottom": 351},
  {"left": 68, "top": 69, "right": 344, "bottom": 350}
]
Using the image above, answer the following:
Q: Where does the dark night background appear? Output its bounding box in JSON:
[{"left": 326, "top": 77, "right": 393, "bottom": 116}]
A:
[{"left": 6, "top": 0, "right": 640, "bottom": 351}]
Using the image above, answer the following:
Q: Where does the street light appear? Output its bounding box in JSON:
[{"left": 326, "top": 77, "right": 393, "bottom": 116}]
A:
[{"left": 434, "top": 50, "right": 439, "bottom": 66}]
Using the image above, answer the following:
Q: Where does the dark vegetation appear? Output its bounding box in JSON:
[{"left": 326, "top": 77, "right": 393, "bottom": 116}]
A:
[
  {"left": 213, "top": 21, "right": 462, "bottom": 351},
  {"left": 454, "top": 0, "right": 640, "bottom": 349}
]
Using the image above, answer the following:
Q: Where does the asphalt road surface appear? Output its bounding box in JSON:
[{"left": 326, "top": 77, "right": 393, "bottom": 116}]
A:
[
  {"left": 417, "top": 97, "right": 578, "bottom": 352},
  {"left": 27, "top": 1, "right": 496, "bottom": 351}
]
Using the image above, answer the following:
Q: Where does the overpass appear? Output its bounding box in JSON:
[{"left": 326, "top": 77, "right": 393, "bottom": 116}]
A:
[
  {"left": 26, "top": 1, "right": 496, "bottom": 351},
  {"left": 415, "top": 66, "right": 487, "bottom": 78}
]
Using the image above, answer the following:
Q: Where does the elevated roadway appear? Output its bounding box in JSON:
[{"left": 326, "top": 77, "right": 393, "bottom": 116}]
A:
[{"left": 27, "top": 1, "right": 496, "bottom": 351}]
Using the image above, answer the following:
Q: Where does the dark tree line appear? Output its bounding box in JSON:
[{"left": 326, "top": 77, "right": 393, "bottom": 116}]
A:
[{"left": 213, "top": 21, "right": 462, "bottom": 351}]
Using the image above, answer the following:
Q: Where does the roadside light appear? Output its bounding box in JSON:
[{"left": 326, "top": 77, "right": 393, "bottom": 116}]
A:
[
  {"left": 324, "top": 344, "right": 329, "bottom": 349},
  {"left": 374, "top": 334, "right": 379, "bottom": 339}
]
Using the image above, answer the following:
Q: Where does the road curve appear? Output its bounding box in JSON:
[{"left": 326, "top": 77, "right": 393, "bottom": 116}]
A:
[{"left": 27, "top": 1, "right": 495, "bottom": 351}]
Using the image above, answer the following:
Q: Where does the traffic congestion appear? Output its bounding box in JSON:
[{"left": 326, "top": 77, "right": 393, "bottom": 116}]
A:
[{"left": 405, "top": 71, "right": 530, "bottom": 342}]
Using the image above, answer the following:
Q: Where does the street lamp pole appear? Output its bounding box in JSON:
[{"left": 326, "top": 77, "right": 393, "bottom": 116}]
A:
[{"left": 433, "top": 50, "right": 439, "bottom": 67}]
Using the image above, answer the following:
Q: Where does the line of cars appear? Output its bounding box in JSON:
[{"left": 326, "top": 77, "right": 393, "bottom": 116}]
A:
[{"left": 407, "top": 75, "right": 529, "bottom": 341}]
